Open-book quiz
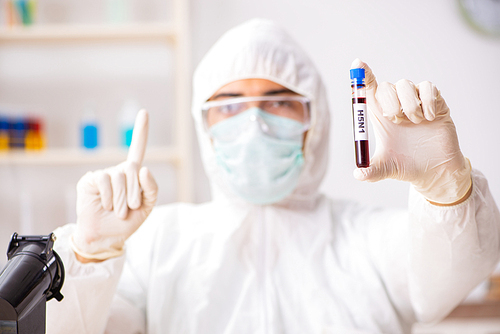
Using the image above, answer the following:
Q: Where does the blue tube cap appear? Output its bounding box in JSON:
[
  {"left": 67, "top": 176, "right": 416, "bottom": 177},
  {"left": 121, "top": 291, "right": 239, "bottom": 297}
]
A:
[{"left": 350, "top": 68, "right": 365, "bottom": 79}]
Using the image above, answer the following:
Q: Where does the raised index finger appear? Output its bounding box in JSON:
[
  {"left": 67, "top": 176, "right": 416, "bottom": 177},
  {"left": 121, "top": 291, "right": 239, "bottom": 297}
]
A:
[{"left": 127, "top": 109, "right": 149, "bottom": 165}]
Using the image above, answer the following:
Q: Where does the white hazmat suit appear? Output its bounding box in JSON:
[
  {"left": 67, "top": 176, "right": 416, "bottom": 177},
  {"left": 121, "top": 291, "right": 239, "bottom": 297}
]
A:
[{"left": 47, "top": 19, "right": 500, "bottom": 334}]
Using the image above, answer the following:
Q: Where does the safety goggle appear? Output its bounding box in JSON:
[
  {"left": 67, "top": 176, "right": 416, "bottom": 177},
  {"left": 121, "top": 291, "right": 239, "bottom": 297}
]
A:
[{"left": 201, "top": 95, "right": 311, "bottom": 136}]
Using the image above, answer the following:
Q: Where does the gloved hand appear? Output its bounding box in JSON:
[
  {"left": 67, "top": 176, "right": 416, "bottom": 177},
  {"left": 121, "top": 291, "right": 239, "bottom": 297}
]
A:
[
  {"left": 71, "top": 109, "right": 158, "bottom": 261},
  {"left": 351, "top": 59, "right": 472, "bottom": 205}
]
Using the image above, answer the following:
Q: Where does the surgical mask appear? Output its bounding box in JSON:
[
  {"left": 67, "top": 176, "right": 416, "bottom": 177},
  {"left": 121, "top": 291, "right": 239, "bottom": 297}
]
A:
[{"left": 210, "top": 108, "right": 305, "bottom": 205}]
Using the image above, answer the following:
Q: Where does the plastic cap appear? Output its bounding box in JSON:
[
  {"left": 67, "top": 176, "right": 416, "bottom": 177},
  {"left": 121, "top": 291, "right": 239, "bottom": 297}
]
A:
[
  {"left": 0, "top": 117, "right": 9, "bottom": 130},
  {"left": 13, "top": 118, "right": 26, "bottom": 130},
  {"left": 350, "top": 68, "right": 365, "bottom": 80},
  {"left": 28, "top": 118, "right": 41, "bottom": 131}
]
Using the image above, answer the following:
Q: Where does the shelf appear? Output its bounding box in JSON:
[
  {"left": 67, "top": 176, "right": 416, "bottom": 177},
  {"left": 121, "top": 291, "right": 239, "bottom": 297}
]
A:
[
  {"left": 0, "top": 146, "right": 179, "bottom": 165},
  {"left": 0, "top": 22, "right": 177, "bottom": 44},
  {"left": 447, "top": 300, "right": 500, "bottom": 318}
]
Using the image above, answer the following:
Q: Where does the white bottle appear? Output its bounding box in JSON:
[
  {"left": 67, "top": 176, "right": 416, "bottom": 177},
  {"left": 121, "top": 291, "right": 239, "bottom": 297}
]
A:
[{"left": 106, "top": 0, "right": 131, "bottom": 23}]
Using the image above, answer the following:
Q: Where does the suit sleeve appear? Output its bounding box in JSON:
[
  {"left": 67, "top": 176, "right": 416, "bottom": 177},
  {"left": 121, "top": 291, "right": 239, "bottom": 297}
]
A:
[
  {"left": 408, "top": 169, "right": 500, "bottom": 323},
  {"left": 46, "top": 224, "right": 126, "bottom": 334}
]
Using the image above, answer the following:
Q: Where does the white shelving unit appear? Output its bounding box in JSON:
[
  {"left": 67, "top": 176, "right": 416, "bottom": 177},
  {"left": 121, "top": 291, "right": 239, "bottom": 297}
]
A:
[{"left": 0, "top": 0, "right": 193, "bottom": 202}]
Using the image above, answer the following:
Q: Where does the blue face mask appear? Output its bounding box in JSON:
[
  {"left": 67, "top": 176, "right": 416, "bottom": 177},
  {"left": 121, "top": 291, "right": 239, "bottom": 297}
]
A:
[{"left": 209, "top": 108, "right": 305, "bottom": 205}]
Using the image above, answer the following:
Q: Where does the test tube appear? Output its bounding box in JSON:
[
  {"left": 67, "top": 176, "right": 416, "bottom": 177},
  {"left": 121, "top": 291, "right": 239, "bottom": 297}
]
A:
[
  {"left": 0, "top": 116, "right": 9, "bottom": 150},
  {"left": 350, "top": 68, "right": 369, "bottom": 168},
  {"left": 9, "top": 117, "right": 27, "bottom": 150},
  {"left": 25, "top": 117, "right": 45, "bottom": 150}
]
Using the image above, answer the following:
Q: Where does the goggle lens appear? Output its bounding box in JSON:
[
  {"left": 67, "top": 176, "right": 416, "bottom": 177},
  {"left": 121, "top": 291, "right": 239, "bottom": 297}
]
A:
[{"left": 201, "top": 96, "right": 311, "bottom": 138}]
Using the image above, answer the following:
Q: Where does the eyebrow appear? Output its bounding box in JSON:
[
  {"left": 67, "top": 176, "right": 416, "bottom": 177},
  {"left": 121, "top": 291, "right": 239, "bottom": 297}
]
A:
[
  {"left": 264, "top": 88, "right": 297, "bottom": 96},
  {"left": 210, "top": 93, "right": 242, "bottom": 100},
  {"left": 211, "top": 88, "right": 297, "bottom": 100}
]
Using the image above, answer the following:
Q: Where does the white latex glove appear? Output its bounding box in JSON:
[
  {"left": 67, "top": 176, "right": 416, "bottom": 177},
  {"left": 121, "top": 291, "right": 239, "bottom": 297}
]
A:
[
  {"left": 71, "top": 109, "right": 158, "bottom": 260},
  {"left": 351, "top": 59, "right": 472, "bottom": 205}
]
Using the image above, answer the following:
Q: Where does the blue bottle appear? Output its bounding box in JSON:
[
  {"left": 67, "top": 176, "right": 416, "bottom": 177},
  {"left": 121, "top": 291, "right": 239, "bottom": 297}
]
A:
[
  {"left": 81, "top": 107, "right": 99, "bottom": 149},
  {"left": 9, "top": 117, "right": 27, "bottom": 149},
  {"left": 119, "top": 99, "right": 140, "bottom": 148}
]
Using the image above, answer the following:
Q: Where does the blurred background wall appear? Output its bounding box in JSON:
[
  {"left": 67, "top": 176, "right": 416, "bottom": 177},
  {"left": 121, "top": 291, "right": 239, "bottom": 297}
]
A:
[
  {"left": 0, "top": 0, "right": 498, "bottom": 268},
  {"left": 189, "top": 0, "right": 500, "bottom": 211}
]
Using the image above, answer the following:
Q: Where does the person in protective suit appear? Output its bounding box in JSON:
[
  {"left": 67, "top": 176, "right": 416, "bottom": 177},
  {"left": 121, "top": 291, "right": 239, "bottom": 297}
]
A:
[{"left": 47, "top": 19, "right": 500, "bottom": 334}]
